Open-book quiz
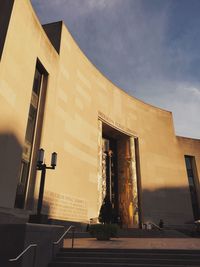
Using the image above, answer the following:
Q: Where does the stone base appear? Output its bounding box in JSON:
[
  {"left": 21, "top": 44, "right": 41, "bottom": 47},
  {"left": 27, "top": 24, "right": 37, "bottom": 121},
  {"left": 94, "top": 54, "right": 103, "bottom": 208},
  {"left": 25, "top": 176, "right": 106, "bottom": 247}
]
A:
[
  {"left": 0, "top": 223, "right": 64, "bottom": 267},
  {"left": 48, "top": 218, "right": 88, "bottom": 231},
  {"left": 29, "top": 214, "right": 48, "bottom": 224},
  {"left": 0, "top": 207, "right": 29, "bottom": 224}
]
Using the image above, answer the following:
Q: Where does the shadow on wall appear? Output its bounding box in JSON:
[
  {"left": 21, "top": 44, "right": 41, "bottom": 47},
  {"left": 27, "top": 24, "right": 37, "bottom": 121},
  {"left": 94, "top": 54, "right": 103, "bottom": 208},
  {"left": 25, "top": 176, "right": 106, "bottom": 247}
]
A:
[
  {"left": 31, "top": 198, "right": 51, "bottom": 218},
  {"left": 0, "top": 0, "right": 15, "bottom": 60},
  {"left": 0, "top": 132, "right": 22, "bottom": 209},
  {"left": 142, "top": 186, "right": 194, "bottom": 225}
]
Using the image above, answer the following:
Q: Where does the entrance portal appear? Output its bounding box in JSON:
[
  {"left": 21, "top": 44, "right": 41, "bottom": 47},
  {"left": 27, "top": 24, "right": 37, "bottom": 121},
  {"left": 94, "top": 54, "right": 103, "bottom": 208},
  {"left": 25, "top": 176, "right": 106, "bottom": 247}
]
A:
[{"left": 98, "top": 120, "right": 139, "bottom": 228}]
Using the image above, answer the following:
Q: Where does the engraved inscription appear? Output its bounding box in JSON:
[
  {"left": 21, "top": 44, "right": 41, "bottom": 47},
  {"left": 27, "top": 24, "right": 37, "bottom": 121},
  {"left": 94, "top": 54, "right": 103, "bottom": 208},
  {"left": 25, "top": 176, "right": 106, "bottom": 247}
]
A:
[
  {"left": 44, "top": 190, "right": 88, "bottom": 222},
  {"left": 98, "top": 111, "right": 136, "bottom": 136}
]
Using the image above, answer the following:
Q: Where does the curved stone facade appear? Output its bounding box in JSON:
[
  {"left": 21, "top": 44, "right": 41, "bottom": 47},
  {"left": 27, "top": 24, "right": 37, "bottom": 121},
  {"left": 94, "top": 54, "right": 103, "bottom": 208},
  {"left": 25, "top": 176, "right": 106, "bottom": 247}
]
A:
[{"left": 0, "top": 0, "right": 200, "bottom": 227}]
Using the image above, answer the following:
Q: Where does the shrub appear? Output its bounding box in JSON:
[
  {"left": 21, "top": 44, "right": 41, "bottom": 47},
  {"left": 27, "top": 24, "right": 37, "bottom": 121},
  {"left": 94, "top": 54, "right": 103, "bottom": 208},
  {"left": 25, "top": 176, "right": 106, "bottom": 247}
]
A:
[{"left": 89, "top": 224, "right": 118, "bottom": 240}]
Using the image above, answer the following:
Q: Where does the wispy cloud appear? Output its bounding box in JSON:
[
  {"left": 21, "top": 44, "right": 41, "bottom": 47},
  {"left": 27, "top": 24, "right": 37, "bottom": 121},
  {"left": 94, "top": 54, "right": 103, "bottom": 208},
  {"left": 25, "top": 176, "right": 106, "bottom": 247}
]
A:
[
  {"left": 84, "top": 0, "right": 119, "bottom": 11},
  {"left": 32, "top": 0, "right": 120, "bottom": 18}
]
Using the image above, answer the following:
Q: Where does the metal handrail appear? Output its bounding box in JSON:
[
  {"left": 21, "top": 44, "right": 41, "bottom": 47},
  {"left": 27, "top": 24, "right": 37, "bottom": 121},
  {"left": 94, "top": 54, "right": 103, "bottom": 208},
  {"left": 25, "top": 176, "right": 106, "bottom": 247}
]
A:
[
  {"left": 149, "top": 222, "right": 162, "bottom": 231},
  {"left": 52, "top": 225, "right": 75, "bottom": 259},
  {"left": 9, "top": 244, "right": 37, "bottom": 267}
]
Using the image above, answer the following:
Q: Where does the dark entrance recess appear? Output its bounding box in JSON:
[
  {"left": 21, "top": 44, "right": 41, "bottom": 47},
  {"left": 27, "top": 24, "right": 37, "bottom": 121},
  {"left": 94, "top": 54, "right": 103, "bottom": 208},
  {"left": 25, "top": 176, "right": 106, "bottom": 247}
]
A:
[{"left": 99, "top": 123, "right": 139, "bottom": 227}]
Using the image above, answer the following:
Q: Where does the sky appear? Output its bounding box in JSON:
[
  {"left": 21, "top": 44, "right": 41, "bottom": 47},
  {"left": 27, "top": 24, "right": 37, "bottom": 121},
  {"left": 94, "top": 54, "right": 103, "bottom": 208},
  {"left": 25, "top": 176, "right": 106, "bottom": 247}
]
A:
[{"left": 31, "top": 0, "right": 200, "bottom": 139}]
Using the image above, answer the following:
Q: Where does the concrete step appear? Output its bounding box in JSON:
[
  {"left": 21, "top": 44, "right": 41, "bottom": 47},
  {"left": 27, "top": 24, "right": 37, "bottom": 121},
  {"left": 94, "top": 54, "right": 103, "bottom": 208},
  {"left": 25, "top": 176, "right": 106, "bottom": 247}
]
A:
[
  {"left": 56, "top": 251, "right": 200, "bottom": 259},
  {"left": 53, "top": 256, "right": 200, "bottom": 265},
  {"left": 69, "top": 229, "right": 189, "bottom": 238},
  {"left": 49, "top": 248, "right": 200, "bottom": 267},
  {"left": 117, "top": 229, "right": 188, "bottom": 238},
  {"left": 49, "top": 262, "right": 198, "bottom": 267},
  {"left": 60, "top": 248, "right": 200, "bottom": 254}
]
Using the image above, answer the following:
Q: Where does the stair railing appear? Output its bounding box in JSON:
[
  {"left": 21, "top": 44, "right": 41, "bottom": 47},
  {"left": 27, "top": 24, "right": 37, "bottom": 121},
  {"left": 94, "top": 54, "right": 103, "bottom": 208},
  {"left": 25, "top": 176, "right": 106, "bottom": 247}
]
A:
[
  {"left": 9, "top": 243, "right": 37, "bottom": 267},
  {"left": 52, "top": 225, "right": 75, "bottom": 259},
  {"left": 149, "top": 222, "right": 162, "bottom": 231}
]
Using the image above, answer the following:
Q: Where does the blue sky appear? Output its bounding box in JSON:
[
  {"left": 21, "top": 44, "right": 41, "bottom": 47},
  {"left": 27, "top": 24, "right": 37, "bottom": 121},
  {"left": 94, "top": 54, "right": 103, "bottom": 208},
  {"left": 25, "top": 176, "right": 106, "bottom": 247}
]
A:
[{"left": 31, "top": 0, "right": 200, "bottom": 139}]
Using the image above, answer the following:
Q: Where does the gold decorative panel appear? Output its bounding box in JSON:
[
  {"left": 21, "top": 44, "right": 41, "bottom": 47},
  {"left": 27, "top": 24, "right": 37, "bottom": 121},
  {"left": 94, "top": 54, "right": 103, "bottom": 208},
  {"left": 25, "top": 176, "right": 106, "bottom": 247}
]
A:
[
  {"left": 97, "top": 120, "right": 103, "bottom": 214},
  {"left": 118, "top": 136, "right": 139, "bottom": 228}
]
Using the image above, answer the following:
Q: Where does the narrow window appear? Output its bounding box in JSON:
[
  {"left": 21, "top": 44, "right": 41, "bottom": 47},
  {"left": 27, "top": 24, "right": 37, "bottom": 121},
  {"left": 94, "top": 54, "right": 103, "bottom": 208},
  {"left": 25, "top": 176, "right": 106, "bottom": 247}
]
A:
[
  {"left": 184, "top": 155, "right": 200, "bottom": 220},
  {"left": 15, "top": 63, "right": 46, "bottom": 209}
]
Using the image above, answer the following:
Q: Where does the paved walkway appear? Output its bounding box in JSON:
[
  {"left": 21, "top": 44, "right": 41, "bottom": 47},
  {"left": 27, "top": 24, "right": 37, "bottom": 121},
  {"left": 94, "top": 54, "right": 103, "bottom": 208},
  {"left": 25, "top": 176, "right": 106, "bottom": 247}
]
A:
[{"left": 64, "top": 238, "right": 200, "bottom": 250}]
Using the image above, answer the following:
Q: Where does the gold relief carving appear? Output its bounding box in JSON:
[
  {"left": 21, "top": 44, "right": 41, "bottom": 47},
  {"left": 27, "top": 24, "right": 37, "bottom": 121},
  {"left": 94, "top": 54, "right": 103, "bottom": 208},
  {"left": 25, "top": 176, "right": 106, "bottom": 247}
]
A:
[
  {"left": 97, "top": 120, "right": 103, "bottom": 214},
  {"left": 101, "top": 152, "right": 107, "bottom": 200},
  {"left": 130, "top": 137, "right": 139, "bottom": 225},
  {"left": 129, "top": 202, "right": 134, "bottom": 222},
  {"left": 118, "top": 136, "right": 139, "bottom": 227},
  {"left": 118, "top": 137, "right": 130, "bottom": 227}
]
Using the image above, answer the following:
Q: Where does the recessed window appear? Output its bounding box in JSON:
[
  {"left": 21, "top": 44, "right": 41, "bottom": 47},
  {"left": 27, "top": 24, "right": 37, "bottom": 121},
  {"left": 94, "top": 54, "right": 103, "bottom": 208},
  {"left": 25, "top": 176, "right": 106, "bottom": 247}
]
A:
[
  {"left": 184, "top": 155, "right": 200, "bottom": 220},
  {"left": 15, "top": 64, "right": 45, "bottom": 209}
]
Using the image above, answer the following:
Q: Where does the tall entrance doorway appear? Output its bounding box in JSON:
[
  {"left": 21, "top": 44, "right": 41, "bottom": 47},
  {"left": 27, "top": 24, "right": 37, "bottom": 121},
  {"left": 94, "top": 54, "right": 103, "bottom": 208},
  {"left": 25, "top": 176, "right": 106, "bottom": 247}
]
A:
[{"left": 98, "top": 120, "right": 140, "bottom": 228}]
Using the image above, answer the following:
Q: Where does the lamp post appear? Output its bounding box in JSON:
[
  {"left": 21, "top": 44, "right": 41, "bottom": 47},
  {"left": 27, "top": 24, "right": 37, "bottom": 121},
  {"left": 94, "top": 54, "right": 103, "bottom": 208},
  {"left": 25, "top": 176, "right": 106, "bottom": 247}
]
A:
[{"left": 36, "top": 148, "right": 57, "bottom": 218}]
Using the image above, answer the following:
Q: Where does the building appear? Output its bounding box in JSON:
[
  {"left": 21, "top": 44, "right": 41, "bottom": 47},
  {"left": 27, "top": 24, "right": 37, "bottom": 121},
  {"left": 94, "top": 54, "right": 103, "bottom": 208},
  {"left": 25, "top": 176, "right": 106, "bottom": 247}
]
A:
[{"left": 0, "top": 0, "right": 200, "bottom": 228}]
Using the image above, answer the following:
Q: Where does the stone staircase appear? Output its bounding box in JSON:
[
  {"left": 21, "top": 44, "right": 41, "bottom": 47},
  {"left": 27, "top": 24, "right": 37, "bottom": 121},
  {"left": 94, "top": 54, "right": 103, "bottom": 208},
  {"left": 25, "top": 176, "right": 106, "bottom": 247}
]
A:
[
  {"left": 49, "top": 248, "right": 200, "bottom": 267},
  {"left": 71, "top": 229, "right": 188, "bottom": 239},
  {"left": 117, "top": 229, "right": 188, "bottom": 238}
]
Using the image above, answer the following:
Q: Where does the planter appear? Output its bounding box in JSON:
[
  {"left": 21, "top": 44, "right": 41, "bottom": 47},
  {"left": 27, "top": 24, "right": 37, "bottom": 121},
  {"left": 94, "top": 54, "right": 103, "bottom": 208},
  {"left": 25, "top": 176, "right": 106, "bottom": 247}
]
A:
[
  {"left": 89, "top": 224, "right": 118, "bottom": 240},
  {"left": 96, "top": 232, "right": 110, "bottom": 241}
]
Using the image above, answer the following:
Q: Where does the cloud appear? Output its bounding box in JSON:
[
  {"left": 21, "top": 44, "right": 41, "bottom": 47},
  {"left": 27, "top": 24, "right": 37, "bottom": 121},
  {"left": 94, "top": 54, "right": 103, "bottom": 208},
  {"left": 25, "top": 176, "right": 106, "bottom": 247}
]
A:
[
  {"left": 31, "top": 0, "right": 200, "bottom": 139},
  {"left": 171, "top": 85, "right": 200, "bottom": 138},
  {"left": 32, "top": 0, "right": 120, "bottom": 20},
  {"left": 85, "top": 0, "right": 118, "bottom": 11},
  {"left": 136, "top": 81, "right": 200, "bottom": 138}
]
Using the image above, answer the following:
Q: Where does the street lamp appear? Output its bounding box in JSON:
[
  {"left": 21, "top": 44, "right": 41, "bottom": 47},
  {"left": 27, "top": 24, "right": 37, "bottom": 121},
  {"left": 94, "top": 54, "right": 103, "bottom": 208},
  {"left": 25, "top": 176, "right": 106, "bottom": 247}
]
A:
[{"left": 36, "top": 148, "right": 57, "bottom": 220}]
